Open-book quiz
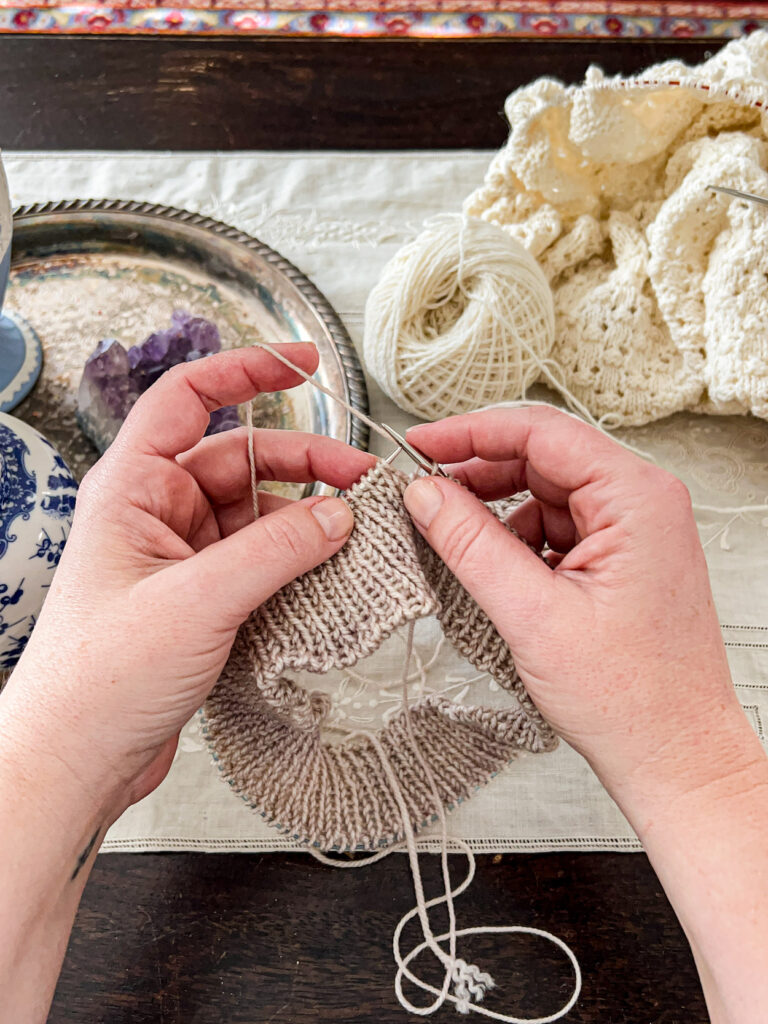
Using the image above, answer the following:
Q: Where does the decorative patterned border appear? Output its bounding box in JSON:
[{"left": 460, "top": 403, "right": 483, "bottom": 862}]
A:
[
  {"left": 99, "top": 835, "right": 646, "bottom": 852},
  {"left": 0, "top": 3, "right": 765, "bottom": 37},
  {"left": 0, "top": 312, "right": 43, "bottom": 414},
  {"left": 12, "top": 198, "right": 369, "bottom": 452}
]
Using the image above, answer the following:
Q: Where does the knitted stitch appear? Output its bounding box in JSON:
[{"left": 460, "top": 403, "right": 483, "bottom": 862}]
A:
[
  {"left": 204, "top": 462, "right": 556, "bottom": 851},
  {"left": 464, "top": 31, "right": 768, "bottom": 426}
]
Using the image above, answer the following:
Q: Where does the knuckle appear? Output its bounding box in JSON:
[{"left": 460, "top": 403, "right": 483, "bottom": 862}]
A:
[
  {"left": 164, "top": 361, "right": 188, "bottom": 383},
  {"left": 656, "top": 469, "right": 692, "bottom": 510},
  {"left": 161, "top": 362, "right": 197, "bottom": 399},
  {"left": 75, "top": 465, "right": 105, "bottom": 508},
  {"left": 259, "top": 513, "right": 308, "bottom": 561},
  {"left": 528, "top": 404, "right": 563, "bottom": 425},
  {"left": 440, "top": 513, "right": 492, "bottom": 574}
]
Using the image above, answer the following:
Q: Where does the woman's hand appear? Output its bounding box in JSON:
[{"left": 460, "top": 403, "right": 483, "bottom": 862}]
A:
[
  {"left": 0, "top": 341, "right": 376, "bottom": 1022},
  {"left": 2, "top": 342, "right": 375, "bottom": 820},
  {"left": 403, "top": 407, "right": 768, "bottom": 1024},
  {"left": 0, "top": 342, "right": 376, "bottom": 1023},
  {"left": 403, "top": 406, "right": 743, "bottom": 801}
]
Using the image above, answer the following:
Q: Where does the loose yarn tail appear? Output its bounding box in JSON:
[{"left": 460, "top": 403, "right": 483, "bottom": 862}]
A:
[
  {"left": 386, "top": 622, "right": 581, "bottom": 1023},
  {"left": 239, "top": 418, "right": 580, "bottom": 1019},
  {"left": 310, "top": 622, "right": 581, "bottom": 1023}
]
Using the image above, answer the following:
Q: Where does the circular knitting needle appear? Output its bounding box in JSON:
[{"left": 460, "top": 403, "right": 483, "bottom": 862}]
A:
[
  {"left": 707, "top": 184, "right": 768, "bottom": 208},
  {"left": 379, "top": 423, "right": 449, "bottom": 477}
]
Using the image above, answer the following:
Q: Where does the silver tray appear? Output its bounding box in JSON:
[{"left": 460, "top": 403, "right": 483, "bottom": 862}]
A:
[{"left": 5, "top": 199, "right": 369, "bottom": 497}]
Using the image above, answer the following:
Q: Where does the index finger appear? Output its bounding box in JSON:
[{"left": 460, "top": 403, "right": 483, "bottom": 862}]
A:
[
  {"left": 116, "top": 342, "right": 319, "bottom": 459},
  {"left": 177, "top": 429, "right": 377, "bottom": 503},
  {"left": 407, "top": 406, "right": 640, "bottom": 496}
]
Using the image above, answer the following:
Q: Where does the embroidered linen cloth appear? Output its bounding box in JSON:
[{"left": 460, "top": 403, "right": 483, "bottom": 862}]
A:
[{"left": 4, "top": 150, "right": 766, "bottom": 853}]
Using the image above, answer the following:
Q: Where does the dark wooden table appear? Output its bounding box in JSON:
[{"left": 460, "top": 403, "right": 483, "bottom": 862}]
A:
[{"left": 0, "top": 35, "right": 713, "bottom": 1022}]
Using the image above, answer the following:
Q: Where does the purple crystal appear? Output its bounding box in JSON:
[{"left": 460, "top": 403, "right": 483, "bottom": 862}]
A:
[
  {"left": 77, "top": 339, "right": 142, "bottom": 453},
  {"left": 174, "top": 310, "right": 220, "bottom": 356},
  {"left": 208, "top": 405, "right": 242, "bottom": 434},
  {"left": 126, "top": 311, "right": 224, "bottom": 393},
  {"left": 78, "top": 311, "right": 240, "bottom": 453}
]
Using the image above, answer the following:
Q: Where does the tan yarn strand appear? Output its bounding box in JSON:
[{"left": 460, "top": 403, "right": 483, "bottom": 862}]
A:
[
  {"left": 252, "top": 339, "right": 396, "bottom": 448},
  {"left": 308, "top": 623, "right": 581, "bottom": 1022},
  {"left": 244, "top": 399, "right": 260, "bottom": 521}
]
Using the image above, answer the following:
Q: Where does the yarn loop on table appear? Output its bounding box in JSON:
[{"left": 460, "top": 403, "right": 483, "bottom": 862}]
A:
[
  {"left": 226, "top": 356, "right": 582, "bottom": 1024},
  {"left": 363, "top": 217, "right": 555, "bottom": 420}
]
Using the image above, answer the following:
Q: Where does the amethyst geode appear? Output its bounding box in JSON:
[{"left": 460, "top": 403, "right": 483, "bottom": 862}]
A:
[{"left": 77, "top": 310, "right": 240, "bottom": 453}]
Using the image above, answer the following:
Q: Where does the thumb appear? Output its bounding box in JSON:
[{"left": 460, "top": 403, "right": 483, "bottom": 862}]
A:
[
  {"left": 167, "top": 495, "right": 354, "bottom": 626},
  {"left": 403, "top": 477, "right": 556, "bottom": 633}
]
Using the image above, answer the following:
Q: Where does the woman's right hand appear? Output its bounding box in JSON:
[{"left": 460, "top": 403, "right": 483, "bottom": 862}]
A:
[
  {"left": 402, "top": 407, "right": 768, "bottom": 1024},
  {"left": 402, "top": 407, "right": 757, "bottom": 814}
]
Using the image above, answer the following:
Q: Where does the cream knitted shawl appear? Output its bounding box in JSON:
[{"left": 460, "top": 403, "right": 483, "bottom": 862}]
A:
[
  {"left": 204, "top": 462, "right": 556, "bottom": 851},
  {"left": 465, "top": 31, "right": 768, "bottom": 426}
]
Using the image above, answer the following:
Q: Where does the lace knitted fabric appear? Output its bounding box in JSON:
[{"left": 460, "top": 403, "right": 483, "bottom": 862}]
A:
[
  {"left": 203, "top": 462, "right": 556, "bottom": 851},
  {"left": 463, "top": 31, "right": 768, "bottom": 426}
]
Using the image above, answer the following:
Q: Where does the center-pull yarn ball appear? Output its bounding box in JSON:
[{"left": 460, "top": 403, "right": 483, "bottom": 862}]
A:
[{"left": 363, "top": 217, "right": 556, "bottom": 420}]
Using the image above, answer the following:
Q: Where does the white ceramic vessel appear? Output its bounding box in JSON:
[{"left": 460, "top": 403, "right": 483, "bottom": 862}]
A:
[
  {"left": 0, "top": 412, "right": 78, "bottom": 669},
  {"left": 0, "top": 154, "right": 43, "bottom": 413}
]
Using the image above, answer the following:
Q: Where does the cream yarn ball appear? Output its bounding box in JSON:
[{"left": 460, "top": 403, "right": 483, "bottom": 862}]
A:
[{"left": 363, "top": 216, "right": 555, "bottom": 420}]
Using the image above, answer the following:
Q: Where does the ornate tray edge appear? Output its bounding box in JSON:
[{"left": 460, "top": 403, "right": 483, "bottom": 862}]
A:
[{"left": 11, "top": 197, "right": 370, "bottom": 453}]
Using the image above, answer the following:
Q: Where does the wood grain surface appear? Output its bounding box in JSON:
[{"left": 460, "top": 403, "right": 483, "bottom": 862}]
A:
[
  {"left": 0, "top": 37, "right": 718, "bottom": 150},
  {"left": 50, "top": 851, "right": 707, "bottom": 1023}
]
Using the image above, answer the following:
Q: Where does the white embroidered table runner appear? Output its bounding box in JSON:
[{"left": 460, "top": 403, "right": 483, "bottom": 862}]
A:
[{"left": 5, "top": 150, "right": 766, "bottom": 853}]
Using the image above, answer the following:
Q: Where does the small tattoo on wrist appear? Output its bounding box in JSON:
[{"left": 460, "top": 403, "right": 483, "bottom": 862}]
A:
[{"left": 71, "top": 827, "right": 101, "bottom": 881}]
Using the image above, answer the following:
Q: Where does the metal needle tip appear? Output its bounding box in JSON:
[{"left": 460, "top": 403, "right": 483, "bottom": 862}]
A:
[
  {"left": 707, "top": 184, "right": 768, "bottom": 208},
  {"left": 379, "top": 423, "right": 448, "bottom": 477}
]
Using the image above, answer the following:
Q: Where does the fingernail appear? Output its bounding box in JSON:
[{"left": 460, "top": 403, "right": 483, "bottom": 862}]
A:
[
  {"left": 311, "top": 497, "right": 354, "bottom": 541},
  {"left": 404, "top": 478, "right": 444, "bottom": 529}
]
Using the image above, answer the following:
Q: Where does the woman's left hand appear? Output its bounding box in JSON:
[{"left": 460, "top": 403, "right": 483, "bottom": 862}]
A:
[{"left": 1, "top": 342, "right": 375, "bottom": 820}]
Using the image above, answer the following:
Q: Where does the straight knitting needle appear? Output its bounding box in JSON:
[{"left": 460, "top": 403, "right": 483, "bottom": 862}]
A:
[
  {"left": 707, "top": 184, "right": 768, "bottom": 208},
  {"left": 380, "top": 423, "right": 449, "bottom": 477},
  {"left": 253, "top": 339, "right": 446, "bottom": 476}
]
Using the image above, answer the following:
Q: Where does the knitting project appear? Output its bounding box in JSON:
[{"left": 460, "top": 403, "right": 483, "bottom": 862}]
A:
[
  {"left": 458, "top": 32, "right": 768, "bottom": 426},
  {"left": 204, "top": 461, "right": 556, "bottom": 851}
]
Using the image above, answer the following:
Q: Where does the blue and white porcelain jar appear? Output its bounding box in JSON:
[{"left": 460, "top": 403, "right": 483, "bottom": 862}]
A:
[
  {"left": 0, "top": 413, "right": 78, "bottom": 669},
  {"left": 0, "top": 154, "right": 43, "bottom": 413}
]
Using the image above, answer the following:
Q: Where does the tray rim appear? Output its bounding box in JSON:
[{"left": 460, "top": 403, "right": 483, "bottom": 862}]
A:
[{"left": 10, "top": 197, "right": 370, "bottom": 453}]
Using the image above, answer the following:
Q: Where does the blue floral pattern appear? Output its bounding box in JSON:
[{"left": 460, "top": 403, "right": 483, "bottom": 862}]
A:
[
  {"left": 31, "top": 526, "right": 68, "bottom": 565},
  {"left": 0, "top": 614, "right": 33, "bottom": 669},
  {"left": 0, "top": 423, "right": 36, "bottom": 560},
  {"left": 0, "top": 418, "right": 78, "bottom": 670},
  {"left": 0, "top": 579, "right": 28, "bottom": 670},
  {"left": 42, "top": 449, "right": 77, "bottom": 520}
]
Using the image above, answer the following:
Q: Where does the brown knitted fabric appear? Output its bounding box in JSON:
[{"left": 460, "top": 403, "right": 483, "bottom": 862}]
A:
[{"left": 203, "top": 461, "right": 557, "bottom": 850}]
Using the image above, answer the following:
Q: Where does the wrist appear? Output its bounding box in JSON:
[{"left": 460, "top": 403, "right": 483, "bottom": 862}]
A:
[
  {"left": 0, "top": 682, "right": 116, "bottom": 1024},
  {"left": 0, "top": 672, "right": 128, "bottom": 832},
  {"left": 610, "top": 705, "right": 768, "bottom": 1024},
  {"left": 600, "top": 700, "right": 767, "bottom": 840}
]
